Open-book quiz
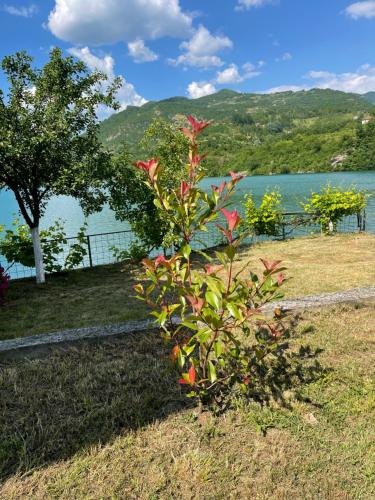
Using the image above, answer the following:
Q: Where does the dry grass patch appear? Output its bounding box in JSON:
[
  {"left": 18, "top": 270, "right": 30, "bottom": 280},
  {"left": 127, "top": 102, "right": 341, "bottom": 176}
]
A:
[
  {"left": 1, "top": 301, "right": 374, "bottom": 499},
  {"left": 234, "top": 232, "right": 375, "bottom": 298},
  {"left": 0, "top": 263, "right": 148, "bottom": 341}
]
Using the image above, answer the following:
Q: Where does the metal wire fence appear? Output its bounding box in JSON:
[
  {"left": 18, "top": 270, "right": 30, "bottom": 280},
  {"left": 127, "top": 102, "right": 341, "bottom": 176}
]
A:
[{"left": 1, "top": 211, "right": 367, "bottom": 281}]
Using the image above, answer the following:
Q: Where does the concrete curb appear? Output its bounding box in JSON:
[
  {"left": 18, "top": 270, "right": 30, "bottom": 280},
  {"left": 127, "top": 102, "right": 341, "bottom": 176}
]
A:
[{"left": 1, "top": 287, "right": 374, "bottom": 353}]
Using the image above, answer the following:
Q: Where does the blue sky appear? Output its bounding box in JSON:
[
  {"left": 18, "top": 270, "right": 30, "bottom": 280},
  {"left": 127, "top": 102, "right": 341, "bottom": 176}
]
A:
[{"left": 1, "top": 0, "right": 375, "bottom": 117}]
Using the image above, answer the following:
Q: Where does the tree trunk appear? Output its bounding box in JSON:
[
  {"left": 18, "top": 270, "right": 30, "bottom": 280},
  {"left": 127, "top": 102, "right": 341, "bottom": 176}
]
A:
[{"left": 31, "top": 226, "right": 45, "bottom": 284}]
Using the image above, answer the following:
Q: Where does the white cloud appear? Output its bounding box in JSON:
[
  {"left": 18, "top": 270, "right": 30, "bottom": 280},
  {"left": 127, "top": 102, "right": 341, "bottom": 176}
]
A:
[
  {"left": 2, "top": 3, "right": 37, "bottom": 17},
  {"left": 345, "top": 1, "right": 375, "bottom": 19},
  {"left": 305, "top": 65, "right": 375, "bottom": 93},
  {"left": 48, "top": 0, "right": 192, "bottom": 45},
  {"left": 215, "top": 62, "right": 260, "bottom": 84},
  {"left": 128, "top": 39, "right": 158, "bottom": 63},
  {"left": 187, "top": 81, "right": 217, "bottom": 99},
  {"left": 263, "top": 64, "right": 375, "bottom": 94},
  {"left": 68, "top": 47, "right": 114, "bottom": 75},
  {"left": 68, "top": 47, "right": 147, "bottom": 119},
  {"left": 275, "top": 52, "right": 292, "bottom": 62},
  {"left": 168, "top": 25, "right": 233, "bottom": 69},
  {"left": 236, "top": 0, "right": 276, "bottom": 11}
]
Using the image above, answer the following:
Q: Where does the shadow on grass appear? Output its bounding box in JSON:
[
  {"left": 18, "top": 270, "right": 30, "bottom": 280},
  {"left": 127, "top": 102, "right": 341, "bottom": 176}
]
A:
[
  {"left": 0, "top": 324, "right": 327, "bottom": 483},
  {"left": 0, "top": 331, "right": 189, "bottom": 483}
]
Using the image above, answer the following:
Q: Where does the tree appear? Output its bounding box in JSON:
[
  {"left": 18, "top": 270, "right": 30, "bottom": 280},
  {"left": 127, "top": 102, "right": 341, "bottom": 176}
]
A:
[
  {"left": 107, "top": 118, "right": 189, "bottom": 254},
  {"left": 0, "top": 48, "right": 120, "bottom": 283}
]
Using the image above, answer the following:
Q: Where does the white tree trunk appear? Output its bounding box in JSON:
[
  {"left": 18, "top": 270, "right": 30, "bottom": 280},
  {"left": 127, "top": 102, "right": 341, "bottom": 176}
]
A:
[{"left": 31, "top": 226, "right": 46, "bottom": 284}]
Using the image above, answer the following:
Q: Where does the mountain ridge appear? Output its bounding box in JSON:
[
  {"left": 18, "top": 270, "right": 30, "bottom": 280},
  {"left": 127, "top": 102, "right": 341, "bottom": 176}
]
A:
[{"left": 99, "top": 88, "right": 375, "bottom": 176}]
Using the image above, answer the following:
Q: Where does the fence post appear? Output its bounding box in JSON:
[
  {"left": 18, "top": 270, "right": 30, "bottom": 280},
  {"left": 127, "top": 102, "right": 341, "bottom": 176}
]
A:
[
  {"left": 357, "top": 210, "right": 366, "bottom": 232},
  {"left": 86, "top": 235, "right": 93, "bottom": 268},
  {"left": 282, "top": 223, "right": 286, "bottom": 241}
]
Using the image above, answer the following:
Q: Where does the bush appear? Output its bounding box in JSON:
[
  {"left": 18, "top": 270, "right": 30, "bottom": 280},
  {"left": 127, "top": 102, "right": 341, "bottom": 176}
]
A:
[
  {"left": 133, "top": 116, "right": 290, "bottom": 409},
  {"left": 303, "top": 185, "right": 366, "bottom": 234},
  {"left": 244, "top": 190, "right": 285, "bottom": 237},
  {"left": 107, "top": 119, "right": 190, "bottom": 253},
  {"left": 0, "top": 220, "right": 88, "bottom": 273},
  {"left": 111, "top": 241, "right": 149, "bottom": 264}
]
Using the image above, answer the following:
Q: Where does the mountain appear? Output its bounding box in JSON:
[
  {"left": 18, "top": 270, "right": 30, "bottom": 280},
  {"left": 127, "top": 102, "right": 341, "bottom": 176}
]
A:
[
  {"left": 363, "top": 92, "right": 375, "bottom": 105},
  {"left": 99, "top": 88, "right": 375, "bottom": 176}
]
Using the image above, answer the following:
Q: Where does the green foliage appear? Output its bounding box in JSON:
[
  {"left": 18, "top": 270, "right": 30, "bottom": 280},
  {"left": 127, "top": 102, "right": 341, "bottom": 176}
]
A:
[
  {"left": 111, "top": 241, "right": 148, "bottom": 264},
  {"left": 99, "top": 88, "right": 375, "bottom": 176},
  {"left": 0, "top": 222, "right": 34, "bottom": 268},
  {"left": 343, "top": 118, "right": 375, "bottom": 171},
  {"left": 107, "top": 119, "right": 189, "bottom": 251},
  {"left": 0, "top": 220, "right": 88, "bottom": 272},
  {"left": 303, "top": 185, "right": 367, "bottom": 233},
  {"left": 134, "top": 117, "right": 290, "bottom": 409},
  {"left": 244, "top": 190, "right": 285, "bottom": 237},
  {"left": 0, "top": 48, "right": 120, "bottom": 227},
  {"left": 0, "top": 48, "right": 119, "bottom": 281}
]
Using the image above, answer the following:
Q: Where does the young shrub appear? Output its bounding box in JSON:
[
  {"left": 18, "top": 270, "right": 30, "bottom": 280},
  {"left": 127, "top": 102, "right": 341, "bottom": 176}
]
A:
[
  {"left": 111, "top": 241, "right": 149, "bottom": 264},
  {"left": 0, "top": 220, "right": 88, "bottom": 273},
  {"left": 244, "top": 190, "right": 285, "bottom": 237},
  {"left": 134, "top": 116, "right": 289, "bottom": 409},
  {"left": 0, "top": 266, "right": 10, "bottom": 305},
  {"left": 303, "top": 185, "right": 367, "bottom": 234}
]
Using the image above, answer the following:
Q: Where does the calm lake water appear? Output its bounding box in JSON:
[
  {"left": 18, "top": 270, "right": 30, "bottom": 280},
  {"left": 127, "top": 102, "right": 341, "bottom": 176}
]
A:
[{"left": 1, "top": 171, "right": 375, "bottom": 235}]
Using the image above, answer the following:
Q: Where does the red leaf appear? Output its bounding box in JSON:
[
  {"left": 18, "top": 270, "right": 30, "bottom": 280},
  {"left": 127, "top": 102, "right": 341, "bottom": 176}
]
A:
[
  {"left": 171, "top": 345, "right": 180, "bottom": 360},
  {"left": 186, "top": 115, "right": 210, "bottom": 135},
  {"left": 221, "top": 209, "right": 241, "bottom": 232},
  {"left": 187, "top": 295, "right": 205, "bottom": 313},
  {"left": 212, "top": 181, "right": 226, "bottom": 194},
  {"left": 204, "top": 264, "right": 215, "bottom": 275},
  {"left": 133, "top": 159, "right": 159, "bottom": 182},
  {"left": 154, "top": 255, "right": 169, "bottom": 268},
  {"left": 189, "top": 365, "right": 196, "bottom": 385},
  {"left": 180, "top": 180, "right": 190, "bottom": 198},
  {"left": 260, "top": 258, "right": 282, "bottom": 272},
  {"left": 180, "top": 127, "right": 194, "bottom": 141},
  {"left": 229, "top": 171, "right": 245, "bottom": 182},
  {"left": 278, "top": 272, "right": 285, "bottom": 286},
  {"left": 178, "top": 378, "right": 189, "bottom": 385},
  {"left": 191, "top": 155, "right": 205, "bottom": 168}
]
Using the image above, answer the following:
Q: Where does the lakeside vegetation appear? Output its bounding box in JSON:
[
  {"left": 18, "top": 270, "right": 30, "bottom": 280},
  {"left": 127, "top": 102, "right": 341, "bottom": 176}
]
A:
[
  {"left": 1, "top": 300, "right": 374, "bottom": 497},
  {"left": 1, "top": 233, "right": 374, "bottom": 341},
  {"left": 99, "top": 88, "right": 375, "bottom": 176}
]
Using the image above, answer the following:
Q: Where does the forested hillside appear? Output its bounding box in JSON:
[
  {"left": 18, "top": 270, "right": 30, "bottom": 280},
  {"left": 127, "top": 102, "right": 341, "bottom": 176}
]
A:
[{"left": 99, "top": 88, "right": 375, "bottom": 176}]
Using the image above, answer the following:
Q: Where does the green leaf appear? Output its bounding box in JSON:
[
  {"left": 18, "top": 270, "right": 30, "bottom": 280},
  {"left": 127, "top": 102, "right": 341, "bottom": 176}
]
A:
[
  {"left": 226, "top": 302, "right": 242, "bottom": 320},
  {"left": 208, "top": 361, "right": 217, "bottom": 383},
  {"left": 214, "top": 339, "right": 224, "bottom": 357},
  {"left": 181, "top": 244, "right": 191, "bottom": 259},
  {"left": 205, "top": 290, "right": 222, "bottom": 310}
]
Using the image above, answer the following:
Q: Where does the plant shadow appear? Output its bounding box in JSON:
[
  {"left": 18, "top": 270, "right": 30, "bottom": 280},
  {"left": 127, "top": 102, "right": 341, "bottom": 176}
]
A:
[
  {"left": 0, "top": 331, "right": 189, "bottom": 483},
  {"left": 0, "top": 320, "right": 328, "bottom": 483}
]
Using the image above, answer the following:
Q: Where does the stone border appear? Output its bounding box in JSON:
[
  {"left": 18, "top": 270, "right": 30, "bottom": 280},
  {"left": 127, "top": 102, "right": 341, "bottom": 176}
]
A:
[{"left": 1, "top": 287, "right": 374, "bottom": 354}]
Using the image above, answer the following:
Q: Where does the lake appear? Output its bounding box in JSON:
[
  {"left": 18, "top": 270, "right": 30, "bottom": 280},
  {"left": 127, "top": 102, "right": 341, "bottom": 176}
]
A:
[
  {"left": 1, "top": 170, "right": 375, "bottom": 278},
  {"left": 1, "top": 171, "right": 375, "bottom": 235}
]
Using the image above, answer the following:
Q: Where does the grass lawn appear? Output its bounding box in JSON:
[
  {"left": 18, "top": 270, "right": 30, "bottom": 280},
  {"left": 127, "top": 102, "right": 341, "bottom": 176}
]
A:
[
  {"left": 1, "top": 232, "right": 375, "bottom": 341},
  {"left": 0, "top": 301, "right": 374, "bottom": 498}
]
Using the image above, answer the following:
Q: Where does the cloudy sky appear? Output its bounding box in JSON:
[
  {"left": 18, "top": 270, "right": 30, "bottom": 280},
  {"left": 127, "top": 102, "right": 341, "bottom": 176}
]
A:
[{"left": 0, "top": 0, "right": 375, "bottom": 116}]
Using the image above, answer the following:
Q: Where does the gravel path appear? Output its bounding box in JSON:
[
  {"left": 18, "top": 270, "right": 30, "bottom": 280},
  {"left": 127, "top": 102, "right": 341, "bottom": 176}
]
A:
[{"left": 1, "top": 286, "right": 374, "bottom": 354}]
